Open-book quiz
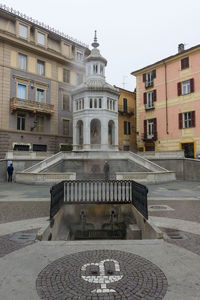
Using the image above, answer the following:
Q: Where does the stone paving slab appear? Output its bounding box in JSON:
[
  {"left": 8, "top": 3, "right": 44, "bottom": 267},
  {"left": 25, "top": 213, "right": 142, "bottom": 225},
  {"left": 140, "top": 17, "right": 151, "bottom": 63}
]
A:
[
  {"left": 0, "top": 240, "right": 200, "bottom": 300},
  {"left": 150, "top": 216, "right": 200, "bottom": 235}
]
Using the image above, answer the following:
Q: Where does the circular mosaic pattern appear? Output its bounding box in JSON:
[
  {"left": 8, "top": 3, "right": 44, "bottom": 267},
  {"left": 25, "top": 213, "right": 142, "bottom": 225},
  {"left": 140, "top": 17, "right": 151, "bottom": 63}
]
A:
[{"left": 36, "top": 250, "right": 168, "bottom": 300}]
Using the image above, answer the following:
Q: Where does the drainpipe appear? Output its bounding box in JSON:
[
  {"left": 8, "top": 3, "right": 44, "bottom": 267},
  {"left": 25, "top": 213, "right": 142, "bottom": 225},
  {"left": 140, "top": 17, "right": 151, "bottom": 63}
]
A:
[{"left": 163, "top": 60, "right": 169, "bottom": 134}]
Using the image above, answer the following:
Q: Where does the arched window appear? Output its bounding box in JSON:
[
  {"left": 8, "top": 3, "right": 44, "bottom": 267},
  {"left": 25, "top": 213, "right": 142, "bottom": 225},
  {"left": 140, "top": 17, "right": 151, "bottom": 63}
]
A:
[
  {"left": 90, "top": 119, "right": 101, "bottom": 145},
  {"left": 90, "top": 98, "right": 93, "bottom": 108},
  {"left": 94, "top": 98, "right": 97, "bottom": 108},
  {"left": 76, "top": 120, "right": 83, "bottom": 146},
  {"left": 108, "top": 120, "right": 115, "bottom": 146},
  {"left": 99, "top": 98, "right": 102, "bottom": 108}
]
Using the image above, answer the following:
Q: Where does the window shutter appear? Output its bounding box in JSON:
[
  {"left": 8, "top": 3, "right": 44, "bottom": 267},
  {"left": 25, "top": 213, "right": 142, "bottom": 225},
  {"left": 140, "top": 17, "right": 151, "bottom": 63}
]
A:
[
  {"left": 191, "top": 111, "right": 196, "bottom": 127},
  {"left": 144, "top": 120, "right": 147, "bottom": 139},
  {"left": 153, "top": 89, "right": 157, "bottom": 102},
  {"left": 190, "top": 78, "right": 194, "bottom": 93},
  {"left": 152, "top": 69, "right": 156, "bottom": 78},
  {"left": 178, "top": 113, "right": 183, "bottom": 129},
  {"left": 143, "top": 73, "right": 146, "bottom": 82},
  {"left": 153, "top": 118, "right": 157, "bottom": 136},
  {"left": 177, "top": 82, "right": 182, "bottom": 96},
  {"left": 143, "top": 93, "right": 147, "bottom": 104}
]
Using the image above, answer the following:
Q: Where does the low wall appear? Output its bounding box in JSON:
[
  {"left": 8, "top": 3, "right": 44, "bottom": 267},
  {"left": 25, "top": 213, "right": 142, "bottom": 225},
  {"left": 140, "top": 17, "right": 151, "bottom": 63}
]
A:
[
  {"left": 150, "top": 158, "right": 200, "bottom": 181},
  {"left": 16, "top": 172, "right": 76, "bottom": 185},
  {"left": 116, "top": 171, "right": 176, "bottom": 183},
  {"left": 0, "top": 159, "right": 42, "bottom": 182},
  {"left": 0, "top": 160, "right": 7, "bottom": 182}
]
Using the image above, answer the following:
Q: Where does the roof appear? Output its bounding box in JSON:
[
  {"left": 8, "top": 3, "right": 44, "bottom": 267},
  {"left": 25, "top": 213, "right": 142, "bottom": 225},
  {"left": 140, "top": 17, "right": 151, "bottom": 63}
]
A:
[
  {"left": 0, "top": 4, "right": 88, "bottom": 49},
  {"left": 113, "top": 85, "right": 135, "bottom": 94},
  {"left": 131, "top": 44, "right": 200, "bottom": 76},
  {"left": 72, "top": 79, "right": 120, "bottom": 96}
]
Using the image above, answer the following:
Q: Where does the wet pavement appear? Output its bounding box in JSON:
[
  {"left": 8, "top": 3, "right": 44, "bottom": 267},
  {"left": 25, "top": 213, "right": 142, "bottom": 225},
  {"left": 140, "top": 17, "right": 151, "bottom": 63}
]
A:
[{"left": 0, "top": 180, "right": 200, "bottom": 299}]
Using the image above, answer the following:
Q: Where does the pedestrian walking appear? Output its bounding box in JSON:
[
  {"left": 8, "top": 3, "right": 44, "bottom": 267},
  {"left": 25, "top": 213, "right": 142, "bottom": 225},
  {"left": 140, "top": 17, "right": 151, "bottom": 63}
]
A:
[
  {"left": 7, "top": 163, "right": 14, "bottom": 182},
  {"left": 103, "top": 161, "right": 110, "bottom": 181}
]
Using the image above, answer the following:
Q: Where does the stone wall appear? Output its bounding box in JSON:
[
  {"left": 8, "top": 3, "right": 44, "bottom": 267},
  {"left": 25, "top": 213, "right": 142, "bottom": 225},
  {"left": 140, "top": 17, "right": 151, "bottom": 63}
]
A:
[
  {"left": 0, "top": 159, "right": 41, "bottom": 182},
  {"left": 151, "top": 158, "right": 200, "bottom": 181}
]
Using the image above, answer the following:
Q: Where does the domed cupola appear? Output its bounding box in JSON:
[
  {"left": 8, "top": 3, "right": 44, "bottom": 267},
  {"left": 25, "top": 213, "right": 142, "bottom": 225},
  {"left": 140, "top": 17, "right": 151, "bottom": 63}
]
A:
[
  {"left": 72, "top": 31, "right": 120, "bottom": 152},
  {"left": 85, "top": 31, "right": 107, "bottom": 80}
]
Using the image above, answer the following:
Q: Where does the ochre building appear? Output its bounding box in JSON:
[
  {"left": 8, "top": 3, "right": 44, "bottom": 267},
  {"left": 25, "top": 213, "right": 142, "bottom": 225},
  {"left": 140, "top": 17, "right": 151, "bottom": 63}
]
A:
[
  {"left": 116, "top": 87, "right": 136, "bottom": 152},
  {"left": 0, "top": 5, "right": 89, "bottom": 158},
  {"left": 131, "top": 43, "right": 200, "bottom": 158}
]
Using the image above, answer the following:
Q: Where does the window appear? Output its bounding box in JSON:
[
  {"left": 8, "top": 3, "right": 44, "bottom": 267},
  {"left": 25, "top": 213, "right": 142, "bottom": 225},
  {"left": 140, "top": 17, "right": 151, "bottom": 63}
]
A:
[
  {"left": 76, "top": 73, "right": 83, "bottom": 85},
  {"left": 77, "top": 51, "right": 83, "bottom": 61},
  {"left": 63, "top": 119, "right": 70, "bottom": 136},
  {"left": 36, "top": 88, "right": 45, "bottom": 102},
  {"left": 182, "top": 80, "right": 191, "bottom": 95},
  {"left": 90, "top": 98, "right": 93, "bottom": 108},
  {"left": 93, "top": 64, "right": 98, "bottom": 74},
  {"left": 124, "top": 121, "right": 131, "bottom": 135},
  {"left": 144, "top": 118, "right": 157, "bottom": 140},
  {"left": 19, "top": 24, "right": 28, "bottom": 39},
  {"left": 181, "top": 57, "right": 189, "bottom": 70},
  {"left": 179, "top": 111, "right": 195, "bottom": 129},
  {"left": 37, "top": 32, "right": 45, "bottom": 46},
  {"left": 17, "top": 84, "right": 26, "bottom": 99},
  {"left": 177, "top": 79, "right": 194, "bottom": 96},
  {"left": 33, "top": 144, "right": 47, "bottom": 152},
  {"left": 63, "top": 94, "right": 70, "bottom": 111},
  {"left": 99, "top": 98, "right": 102, "bottom": 108},
  {"left": 37, "top": 60, "right": 45, "bottom": 75},
  {"left": 123, "top": 98, "right": 128, "bottom": 112},
  {"left": 18, "top": 53, "right": 27, "bottom": 70},
  {"left": 143, "top": 70, "right": 156, "bottom": 88},
  {"left": 148, "top": 119, "right": 154, "bottom": 137},
  {"left": 63, "top": 69, "right": 70, "bottom": 83},
  {"left": 17, "top": 113, "right": 25, "bottom": 130}
]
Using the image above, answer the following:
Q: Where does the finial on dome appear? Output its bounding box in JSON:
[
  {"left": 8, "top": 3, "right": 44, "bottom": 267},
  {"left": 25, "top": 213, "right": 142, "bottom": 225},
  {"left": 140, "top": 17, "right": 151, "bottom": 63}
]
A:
[{"left": 92, "top": 30, "right": 99, "bottom": 48}]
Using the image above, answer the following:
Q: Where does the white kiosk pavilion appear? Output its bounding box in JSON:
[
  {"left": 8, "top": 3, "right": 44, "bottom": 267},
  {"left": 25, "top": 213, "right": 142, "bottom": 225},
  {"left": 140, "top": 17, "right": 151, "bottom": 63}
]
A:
[{"left": 72, "top": 32, "right": 120, "bottom": 151}]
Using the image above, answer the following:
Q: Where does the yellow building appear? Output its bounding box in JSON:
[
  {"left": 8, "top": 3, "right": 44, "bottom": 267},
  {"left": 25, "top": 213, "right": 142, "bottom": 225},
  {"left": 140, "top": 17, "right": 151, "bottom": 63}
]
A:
[
  {"left": 0, "top": 5, "right": 89, "bottom": 158},
  {"left": 116, "top": 87, "right": 136, "bottom": 152}
]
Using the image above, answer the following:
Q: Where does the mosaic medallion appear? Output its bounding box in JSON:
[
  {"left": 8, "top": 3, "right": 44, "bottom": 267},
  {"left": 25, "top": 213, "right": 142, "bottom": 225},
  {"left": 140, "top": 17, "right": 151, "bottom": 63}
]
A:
[{"left": 36, "top": 250, "right": 168, "bottom": 299}]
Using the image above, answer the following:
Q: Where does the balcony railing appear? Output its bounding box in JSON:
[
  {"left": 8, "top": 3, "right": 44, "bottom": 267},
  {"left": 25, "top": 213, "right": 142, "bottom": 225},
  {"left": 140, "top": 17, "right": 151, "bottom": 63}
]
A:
[
  {"left": 118, "top": 105, "right": 134, "bottom": 116},
  {"left": 142, "top": 132, "right": 158, "bottom": 141},
  {"left": 145, "top": 81, "right": 154, "bottom": 88},
  {"left": 145, "top": 104, "right": 155, "bottom": 111},
  {"left": 10, "top": 98, "right": 54, "bottom": 115}
]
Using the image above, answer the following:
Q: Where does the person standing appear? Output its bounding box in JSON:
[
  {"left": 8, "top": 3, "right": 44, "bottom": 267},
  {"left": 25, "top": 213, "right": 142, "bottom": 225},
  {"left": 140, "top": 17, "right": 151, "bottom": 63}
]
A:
[
  {"left": 103, "top": 161, "right": 110, "bottom": 181},
  {"left": 7, "top": 163, "right": 14, "bottom": 182}
]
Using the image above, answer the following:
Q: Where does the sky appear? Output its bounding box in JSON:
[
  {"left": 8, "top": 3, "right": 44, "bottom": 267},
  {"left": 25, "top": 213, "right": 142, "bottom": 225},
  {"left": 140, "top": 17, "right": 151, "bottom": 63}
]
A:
[{"left": 1, "top": 0, "right": 200, "bottom": 91}]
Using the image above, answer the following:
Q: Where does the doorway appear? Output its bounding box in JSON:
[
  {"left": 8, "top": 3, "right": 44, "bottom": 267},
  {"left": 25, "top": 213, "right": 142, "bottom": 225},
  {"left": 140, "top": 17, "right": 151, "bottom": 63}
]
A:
[{"left": 181, "top": 142, "right": 194, "bottom": 158}]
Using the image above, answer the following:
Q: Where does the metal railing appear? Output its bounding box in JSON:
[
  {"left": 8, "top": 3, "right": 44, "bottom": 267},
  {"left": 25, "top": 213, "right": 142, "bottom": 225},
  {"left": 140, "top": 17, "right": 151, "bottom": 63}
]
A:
[{"left": 50, "top": 180, "right": 148, "bottom": 219}]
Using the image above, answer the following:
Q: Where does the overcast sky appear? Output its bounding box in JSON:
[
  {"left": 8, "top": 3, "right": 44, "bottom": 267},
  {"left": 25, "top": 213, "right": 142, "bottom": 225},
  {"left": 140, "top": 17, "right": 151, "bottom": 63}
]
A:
[{"left": 2, "top": 0, "right": 200, "bottom": 90}]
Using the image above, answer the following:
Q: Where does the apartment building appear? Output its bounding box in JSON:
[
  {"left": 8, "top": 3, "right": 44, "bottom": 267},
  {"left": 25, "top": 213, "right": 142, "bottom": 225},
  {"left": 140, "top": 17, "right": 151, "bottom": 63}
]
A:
[
  {"left": 0, "top": 5, "right": 89, "bottom": 158},
  {"left": 131, "top": 43, "right": 200, "bottom": 158},
  {"left": 116, "top": 87, "right": 136, "bottom": 151}
]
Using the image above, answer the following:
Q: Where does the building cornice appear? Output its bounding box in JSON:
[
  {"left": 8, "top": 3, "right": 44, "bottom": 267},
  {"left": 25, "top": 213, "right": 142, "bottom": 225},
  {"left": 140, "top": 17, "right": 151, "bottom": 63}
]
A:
[{"left": 131, "top": 44, "right": 200, "bottom": 76}]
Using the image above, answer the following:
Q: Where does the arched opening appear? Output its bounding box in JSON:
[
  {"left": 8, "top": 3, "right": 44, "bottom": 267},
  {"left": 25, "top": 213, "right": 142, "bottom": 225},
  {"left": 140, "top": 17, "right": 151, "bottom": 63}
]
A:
[
  {"left": 108, "top": 120, "right": 115, "bottom": 146},
  {"left": 76, "top": 120, "right": 83, "bottom": 146},
  {"left": 90, "top": 119, "right": 101, "bottom": 145}
]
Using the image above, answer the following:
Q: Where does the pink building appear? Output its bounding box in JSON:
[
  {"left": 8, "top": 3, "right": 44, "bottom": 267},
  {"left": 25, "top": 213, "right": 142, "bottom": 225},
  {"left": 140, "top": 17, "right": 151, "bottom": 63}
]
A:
[{"left": 131, "top": 43, "right": 200, "bottom": 158}]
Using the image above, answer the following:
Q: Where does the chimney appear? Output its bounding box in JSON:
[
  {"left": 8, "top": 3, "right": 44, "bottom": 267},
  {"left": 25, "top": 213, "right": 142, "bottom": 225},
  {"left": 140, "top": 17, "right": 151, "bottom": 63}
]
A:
[{"left": 178, "top": 43, "right": 185, "bottom": 53}]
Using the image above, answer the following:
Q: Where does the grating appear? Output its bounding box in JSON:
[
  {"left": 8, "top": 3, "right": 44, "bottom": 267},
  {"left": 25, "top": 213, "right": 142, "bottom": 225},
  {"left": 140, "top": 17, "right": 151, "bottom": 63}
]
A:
[
  {"left": 148, "top": 205, "right": 174, "bottom": 211},
  {"left": 9, "top": 232, "right": 36, "bottom": 243}
]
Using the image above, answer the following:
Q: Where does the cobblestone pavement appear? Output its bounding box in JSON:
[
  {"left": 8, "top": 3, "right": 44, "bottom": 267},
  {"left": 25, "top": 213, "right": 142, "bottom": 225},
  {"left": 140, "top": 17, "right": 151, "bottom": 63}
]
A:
[
  {"left": 0, "top": 201, "right": 49, "bottom": 223},
  {"left": 36, "top": 250, "right": 168, "bottom": 300},
  {"left": 149, "top": 200, "right": 200, "bottom": 222}
]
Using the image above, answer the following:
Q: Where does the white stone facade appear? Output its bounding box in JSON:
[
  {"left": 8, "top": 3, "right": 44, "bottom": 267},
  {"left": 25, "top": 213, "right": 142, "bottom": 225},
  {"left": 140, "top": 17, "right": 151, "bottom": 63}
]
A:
[{"left": 72, "top": 33, "right": 120, "bottom": 151}]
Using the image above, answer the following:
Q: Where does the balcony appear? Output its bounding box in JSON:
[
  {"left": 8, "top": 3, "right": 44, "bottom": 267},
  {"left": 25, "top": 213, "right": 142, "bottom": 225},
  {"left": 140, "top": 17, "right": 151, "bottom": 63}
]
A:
[
  {"left": 145, "top": 104, "right": 155, "bottom": 111},
  {"left": 145, "top": 81, "right": 154, "bottom": 89},
  {"left": 142, "top": 132, "right": 158, "bottom": 142},
  {"left": 118, "top": 105, "right": 134, "bottom": 116},
  {"left": 10, "top": 98, "right": 54, "bottom": 115}
]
